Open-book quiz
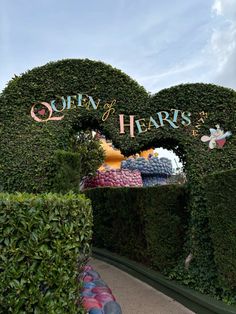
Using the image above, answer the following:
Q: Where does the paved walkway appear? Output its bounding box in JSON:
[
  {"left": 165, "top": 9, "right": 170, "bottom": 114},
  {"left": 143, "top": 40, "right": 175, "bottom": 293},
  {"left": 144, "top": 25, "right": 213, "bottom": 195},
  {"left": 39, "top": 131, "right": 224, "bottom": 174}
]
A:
[{"left": 91, "top": 258, "right": 195, "bottom": 314}]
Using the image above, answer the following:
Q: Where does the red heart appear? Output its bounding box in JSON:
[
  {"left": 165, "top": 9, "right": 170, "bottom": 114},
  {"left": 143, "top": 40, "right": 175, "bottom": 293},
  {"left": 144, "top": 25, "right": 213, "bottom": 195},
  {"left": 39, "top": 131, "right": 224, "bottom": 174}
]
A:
[
  {"left": 216, "top": 139, "right": 226, "bottom": 148},
  {"left": 38, "top": 109, "right": 46, "bottom": 115}
]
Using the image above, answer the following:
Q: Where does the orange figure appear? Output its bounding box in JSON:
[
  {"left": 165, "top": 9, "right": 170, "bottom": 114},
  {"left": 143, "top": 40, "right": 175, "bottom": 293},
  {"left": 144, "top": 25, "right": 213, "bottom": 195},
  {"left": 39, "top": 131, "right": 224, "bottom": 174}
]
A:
[{"left": 98, "top": 137, "right": 153, "bottom": 170}]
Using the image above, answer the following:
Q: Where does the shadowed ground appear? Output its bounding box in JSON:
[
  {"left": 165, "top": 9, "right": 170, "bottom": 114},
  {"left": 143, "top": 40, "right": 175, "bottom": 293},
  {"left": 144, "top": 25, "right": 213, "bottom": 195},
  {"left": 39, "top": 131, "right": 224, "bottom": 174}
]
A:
[{"left": 91, "top": 258, "right": 195, "bottom": 314}]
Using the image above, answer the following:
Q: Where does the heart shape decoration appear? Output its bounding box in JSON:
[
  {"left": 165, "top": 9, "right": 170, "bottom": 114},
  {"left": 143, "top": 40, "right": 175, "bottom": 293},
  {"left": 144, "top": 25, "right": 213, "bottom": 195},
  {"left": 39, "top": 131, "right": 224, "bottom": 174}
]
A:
[
  {"left": 38, "top": 108, "right": 46, "bottom": 115},
  {"left": 1, "top": 58, "right": 235, "bottom": 196},
  {"left": 216, "top": 139, "right": 226, "bottom": 148}
]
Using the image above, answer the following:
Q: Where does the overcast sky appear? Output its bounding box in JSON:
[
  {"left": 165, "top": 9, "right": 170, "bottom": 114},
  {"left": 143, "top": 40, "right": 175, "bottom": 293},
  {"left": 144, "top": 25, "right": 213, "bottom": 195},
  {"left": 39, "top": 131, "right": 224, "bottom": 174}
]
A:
[{"left": 1, "top": 0, "right": 236, "bottom": 94}]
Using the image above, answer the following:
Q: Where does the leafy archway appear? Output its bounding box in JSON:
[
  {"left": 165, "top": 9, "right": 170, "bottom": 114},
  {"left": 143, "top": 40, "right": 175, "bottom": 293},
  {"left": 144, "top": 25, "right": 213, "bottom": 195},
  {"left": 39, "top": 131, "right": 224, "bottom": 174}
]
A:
[
  {"left": 1, "top": 58, "right": 236, "bottom": 299},
  {"left": 1, "top": 58, "right": 235, "bottom": 193}
]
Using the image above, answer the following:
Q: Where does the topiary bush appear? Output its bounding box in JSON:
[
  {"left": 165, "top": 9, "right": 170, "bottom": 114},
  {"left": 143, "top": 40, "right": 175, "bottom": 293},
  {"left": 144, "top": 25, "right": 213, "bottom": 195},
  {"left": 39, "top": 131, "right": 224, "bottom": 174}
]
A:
[
  {"left": 52, "top": 150, "right": 81, "bottom": 193},
  {"left": 140, "top": 185, "right": 188, "bottom": 270},
  {"left": 0, "top": 59, "right": 148, "bottom": 193},
  {"left": 86, "top": 187, "right": 148, "bottom": 263},
  {"left": 72, "top": 130, "right": 105, "bottom": 179},
  {"left": 1, "top": 58, "right": 236, "bottom": 301},
  {"left": 85, "top": 185, "right": 188, "bottom": 271},
  {"left": 206, "top": 168, "right": 236, "bottom": 290},
  {"left": 1, "top": 59, "right": 236, "bottom": 195},
  {"left": 0, "top": 192, "right": 92, "bottom": 313}
]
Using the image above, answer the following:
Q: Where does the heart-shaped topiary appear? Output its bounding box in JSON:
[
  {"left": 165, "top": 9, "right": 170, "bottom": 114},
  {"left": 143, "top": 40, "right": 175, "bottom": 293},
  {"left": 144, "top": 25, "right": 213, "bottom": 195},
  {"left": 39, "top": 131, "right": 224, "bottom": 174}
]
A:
[
  {"left": 0, "top": 58, "right": 236, "bottom": 193},
  {"left": 1, "top": 58, "right": 236, "bottom": 299}
]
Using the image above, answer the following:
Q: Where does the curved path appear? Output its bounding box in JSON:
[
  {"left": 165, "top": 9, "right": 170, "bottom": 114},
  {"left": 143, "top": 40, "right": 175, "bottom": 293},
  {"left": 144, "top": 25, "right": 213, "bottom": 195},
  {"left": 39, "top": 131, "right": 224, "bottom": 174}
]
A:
[{"left": 91, "top": 258, "right": 195, "bottom": 314}]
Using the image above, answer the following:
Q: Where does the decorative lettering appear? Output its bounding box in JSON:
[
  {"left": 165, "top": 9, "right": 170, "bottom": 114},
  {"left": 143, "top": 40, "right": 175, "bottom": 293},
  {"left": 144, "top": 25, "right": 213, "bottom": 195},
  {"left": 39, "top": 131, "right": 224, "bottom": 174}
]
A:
[
  {"left": 157, "top": 111, "right": 179, "bottom": 128},
  {"left": 119, "top": 114, "right": 135, "bottom": 138},
  {"left": 30, "top": 93, "right": 198, "bottom": 139},
  {"left": 192, "top": 129, "right": 199, "bottom": 137},
  {"left": 171, "top": 109, "right": 182, "bottom": 123},
  {"left": 181, "top": 111, "right": 191, "bottom": 126},
  {"left": 191, "top": 111, "right": 208, "bottom": 137},
  {"left": 135, "top": 119, "right": 148, "bottom": 134},
  {"left": 102, "top": 100, "right": 116, "bottom": 121},
  {"left": 50, "top": 97, "right": 67, "bottom": 113},
  {"left": 148, "top": 116, "right": 160, "bottom": 130},
  {"left": 31, "top": 102, "right": 64, "bottom": 122}
]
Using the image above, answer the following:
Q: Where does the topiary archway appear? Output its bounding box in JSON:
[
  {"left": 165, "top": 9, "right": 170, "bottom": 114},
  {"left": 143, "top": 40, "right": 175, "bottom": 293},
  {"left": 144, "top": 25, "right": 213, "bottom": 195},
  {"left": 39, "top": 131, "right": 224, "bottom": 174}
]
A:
[
  {"left": 1, "top": 58, "right": 236, "bottom": 193},
  {"left": 1, "top": 58, "right": 236, "bottom": 296}
]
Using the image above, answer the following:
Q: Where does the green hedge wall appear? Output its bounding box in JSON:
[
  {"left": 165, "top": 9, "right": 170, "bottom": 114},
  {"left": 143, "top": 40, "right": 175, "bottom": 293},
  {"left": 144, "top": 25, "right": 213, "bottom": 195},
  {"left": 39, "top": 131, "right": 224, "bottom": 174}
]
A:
[
  {"left": 0, "top": 193, "right": 92, "bottom": 313},
  {"left": 1, "top": 58, "right": 236, "bottom": 299},
  {"left": 206, "top": 169, "right": 236, "bottom": 289},
  {"left": 1, "top": 59, "right": 236, "bottom": 195},
  {"left": 0, "top": 59, "right": 148, "bottom": 193},
  {"left": 52, "top": 150, "right": 81, "bottom": 193},
  {"left": 85, "top": 185, "right": 187, "bottom": 271}
]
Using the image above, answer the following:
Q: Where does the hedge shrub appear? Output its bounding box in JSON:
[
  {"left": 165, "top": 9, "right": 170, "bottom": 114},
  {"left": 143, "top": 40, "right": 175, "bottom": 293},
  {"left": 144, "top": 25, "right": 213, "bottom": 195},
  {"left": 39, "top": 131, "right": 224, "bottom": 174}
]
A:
[
  {"left": 52, "top": 150, "right": 81, "bottom": 193},
  {"left": 141, "top": 186, "right": 188, "bottom": 270},
  {"left": 206, "top": 168, "right": 236, "bottom": 289},
  {"left": 1, "top": 58, "right": 236, "bottom": 299},
  {"left": 51, "top": 133, "right": 105, "bottom": 193},
  {"left": 1, "top": 59, "right": 236, "bottom": 195},
  {"left": 0, "top": 59, "right": 148, "bottom": 193},
  {"left": 0, "top": 193, "right": 92, "bottom": 313},
  {"left": 85, "top": 185, "right": 187, "bottom": 271}
]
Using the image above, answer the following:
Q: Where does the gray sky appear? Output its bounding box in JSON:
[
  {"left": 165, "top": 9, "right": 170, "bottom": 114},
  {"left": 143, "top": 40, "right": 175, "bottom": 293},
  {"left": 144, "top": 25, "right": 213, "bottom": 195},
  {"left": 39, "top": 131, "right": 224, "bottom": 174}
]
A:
[
  {"left": 1, "top": 0, "right": 236, "bottom": 93},
  {"left": 0, "top": 0, "right": 236, "bottom": 93},
  {"left": 1, "top": 0, "right": 235, "bottom": 169}
]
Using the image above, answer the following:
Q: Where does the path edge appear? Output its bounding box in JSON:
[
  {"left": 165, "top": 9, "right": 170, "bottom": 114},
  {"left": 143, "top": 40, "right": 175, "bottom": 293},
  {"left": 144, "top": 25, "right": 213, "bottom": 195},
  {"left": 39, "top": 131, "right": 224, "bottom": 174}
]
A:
[{"left": 92, "top": 247, "right": 236, "bottom": 314}]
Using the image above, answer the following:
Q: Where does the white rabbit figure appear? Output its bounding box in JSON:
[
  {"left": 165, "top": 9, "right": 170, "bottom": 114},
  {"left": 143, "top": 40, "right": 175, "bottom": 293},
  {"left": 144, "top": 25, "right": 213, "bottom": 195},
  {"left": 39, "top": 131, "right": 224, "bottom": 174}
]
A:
[{"left": 201, "top": 124, "right": 232, "bottom": 149}]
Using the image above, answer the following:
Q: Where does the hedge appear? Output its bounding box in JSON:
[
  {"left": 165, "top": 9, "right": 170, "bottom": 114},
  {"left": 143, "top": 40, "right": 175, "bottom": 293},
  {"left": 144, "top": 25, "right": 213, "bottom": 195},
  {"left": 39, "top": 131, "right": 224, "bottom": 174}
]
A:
[
  {"left": 0, "top": 59, "right": 148, "bottom": 194},
  {"left": 1, "top": 58, "right": 236, "bottom": 300},
  {"left": 1, "top": 59, "right": 236, "bottom": 196},
  {"left": 52, "top": 150, "right": 81, "bottom": 193},
  {"left": 206, "top": 168, "right": 236, "bottom": 290},
  {"left": 0, "top": 193, "right": 92, "bottom": 313},
  {"left": 85, "top": 185, "right": 188, "bottom": 271}
]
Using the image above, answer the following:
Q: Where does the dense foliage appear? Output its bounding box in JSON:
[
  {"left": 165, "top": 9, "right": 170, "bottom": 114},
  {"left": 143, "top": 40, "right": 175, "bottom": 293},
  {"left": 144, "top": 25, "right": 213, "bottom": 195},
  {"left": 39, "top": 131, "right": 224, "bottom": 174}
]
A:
[
  {"left": 0, "top": 59, "right": 148, "bottom": 193},
  {"left": 1, "top": 59, "right": 236, "bottom": 195},
  {"left": 166, "top": 170, "right": 236, "bottom": 306},
  {"left": 52, "top": 150, "right": 81, "bottom": 193},
  {"left": 85, "top": 185, "right": 187, "bottom": 271},
  {"left": 1, "top": 58, "right": 236, "bottom": 304},
  {"left": 72, "top": 131, "right": 105, "bottom": 179},
  {"left": 87, "top": 181, "right": 236, "bottom": 305},
  {"left": 206, "top": 168, "right": 236, "bottom": 290},
  {"left": 0, "top": 192, "right": 92, "bottom": 313},
  {"left": 52, "top": 132, "right": 105, "bottom": 193}
]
